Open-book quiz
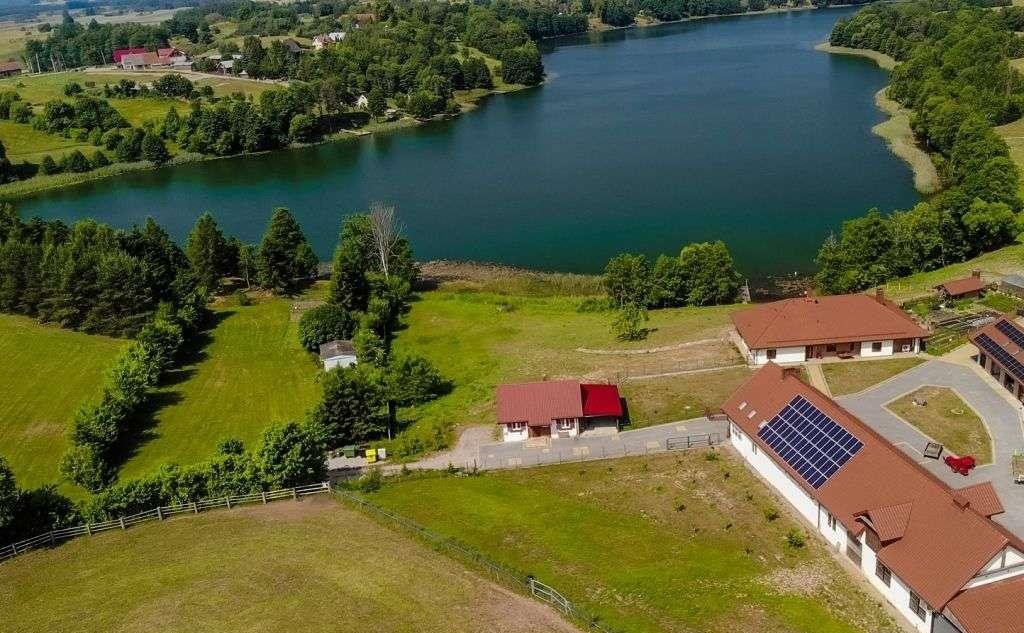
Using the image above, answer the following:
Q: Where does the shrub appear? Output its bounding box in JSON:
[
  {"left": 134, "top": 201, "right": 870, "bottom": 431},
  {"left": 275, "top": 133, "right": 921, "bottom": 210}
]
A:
[
  {"left": 358, "top": 468, "right": 383, "bottom": 492},
  {"left": 10, "top": 102, "right": 31, "bottom": 124},
  {"left": 763, "top": 506, "right": 780, "bottom": 522},
  {"left": 90, "top": 150, "right": 110, "bottom": 169},
  {"left": 40, "top": 155, "right": 61, "bottom": 175},
  {"left": 60, "top": 150, "right": 92, "bottom": 173},
  {"left": 786, "top": 529, "right": 806, "bottom": 549},
  {"left": 298, "top": 303, "right": 358, "bottom": 352}
]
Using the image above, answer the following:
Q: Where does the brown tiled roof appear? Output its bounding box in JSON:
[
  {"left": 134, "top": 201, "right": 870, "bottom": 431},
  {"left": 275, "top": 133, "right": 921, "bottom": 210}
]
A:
[
  {"left": 731, "top": 293, "right": 928, "bottom": 349},
  {"left": 955, "top": 482, "right": 1005, "bottom": 518},
  {"left": 497, "top": 380, "right": 583, "bottom": 427},
  {"left": 947, "top": 576, "right": 1024, "bottom": 633},
  {"left": 723, "top": 364, "right": 1021, "bottom": 610},
  {"left": 937, "top": 276, "right": 988, "bottom": 297},
  {"left": 862, "top": 502, "right": 913, "bottom": 542},
  {"left": 0, "top": 62, "right": 21, "bottom": 73}
]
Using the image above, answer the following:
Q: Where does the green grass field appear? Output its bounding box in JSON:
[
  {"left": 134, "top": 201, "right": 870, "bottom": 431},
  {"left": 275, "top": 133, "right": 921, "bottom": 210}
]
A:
[
  {"left": 888, "top": 386, "right": 993, "bottom": 463},
  {"left": 1, "top": 495, "right": 577, "bottom": 633},
  {"left": 365, "top": 452, "right": 899, "bottom": 633},
  {"left": 620, "top": 366, "right": 753, "bottom": 426},
  {"left": 0, "top": 119, "right": 95, "bottom": 163},
  {"left": 0, "top": 314, "right": 126, "bottom": 490},
  {"left": 883, "top": 238, "right": 1024, "bottom": 303},
  {"left": 821, "top": 357, "right": 925, "bottom": 396},
  {"left": 119, "top": 292, "right": 320, "bottom": 479}
]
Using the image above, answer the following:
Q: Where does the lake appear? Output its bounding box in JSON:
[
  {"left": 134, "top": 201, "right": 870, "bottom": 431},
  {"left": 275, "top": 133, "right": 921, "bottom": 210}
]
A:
[{"left": 17, "top": 6, "right": 919, "bottom": 276}]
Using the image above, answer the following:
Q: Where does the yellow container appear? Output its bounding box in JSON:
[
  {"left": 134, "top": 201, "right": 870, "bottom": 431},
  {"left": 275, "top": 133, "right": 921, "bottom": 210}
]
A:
[{"left": 366, "top": 448, "right": 377, "bottom": 463}]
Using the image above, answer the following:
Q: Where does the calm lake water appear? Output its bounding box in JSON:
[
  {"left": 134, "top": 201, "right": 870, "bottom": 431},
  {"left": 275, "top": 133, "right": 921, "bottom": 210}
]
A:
[{"left": 18, "top": 6, "right": 918, "bottom": 275}]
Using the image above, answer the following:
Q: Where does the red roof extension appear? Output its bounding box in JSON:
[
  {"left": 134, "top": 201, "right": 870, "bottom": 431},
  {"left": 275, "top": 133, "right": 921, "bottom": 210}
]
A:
[
  {"left": 496, "top": 380, "right": 621, "bottom": 427},
  {"left": 723, "top": 364, "right": 1024, "bottom": 617},
  {"left": 113, "top": 47, "right": 147, "bottom": 64},
  {"left": 731, "top": 292, "right": 928, "bottom": 349}
]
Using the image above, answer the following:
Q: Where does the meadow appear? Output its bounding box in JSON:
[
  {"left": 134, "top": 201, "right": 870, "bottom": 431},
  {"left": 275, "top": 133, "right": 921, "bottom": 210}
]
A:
[
  {"left": 821, "top": 357, "right": 926, "bottom": 396},
  {"left": 887, "top": 386, "right": 993, "bottom": 463},
  {"left": 0, "top": 495, "right": 576, "bottom": 633},
  {"left": 365, "top": 451, "right": 900, "bottom": 633}
]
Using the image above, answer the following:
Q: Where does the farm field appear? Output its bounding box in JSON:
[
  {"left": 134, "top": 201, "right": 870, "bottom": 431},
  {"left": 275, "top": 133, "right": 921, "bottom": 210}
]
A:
[
  {"left": 118, "top": 292, "right": 320, "bottom": 479},
  {"left": 0, "top": 314, "right": 126, "bottom": 491},
  {"left": 821, "top": 357, "right": 925, "bottom": 396},
  {"left": 887, "top": 386, "right": 993, "bottom": 463},
  {"left": 366, "top": 451, "right": 900, "bottom": 633},
  {"left": 0, "top": 495, "right": 576, "bottom": 633}
]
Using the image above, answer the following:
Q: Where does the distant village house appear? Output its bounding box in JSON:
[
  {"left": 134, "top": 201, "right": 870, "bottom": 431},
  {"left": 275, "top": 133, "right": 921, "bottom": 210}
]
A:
[
  {"left": 731, "top": 289, "right": 928, "bottom": 365},
  {"left": 496, "top": 380, "right": 623, "bottom": 442},
  {"left": 313, "top": 32, "right": 346, "bottom": 50},
  {"left": 936, "top": 270, "right": 989, "bottom": 301},
  {"left": 319, "top": 340, "right": 357, "bottom": 371},
  {"left": 0, "top": 62, "right": 22, "bottom": 78}
]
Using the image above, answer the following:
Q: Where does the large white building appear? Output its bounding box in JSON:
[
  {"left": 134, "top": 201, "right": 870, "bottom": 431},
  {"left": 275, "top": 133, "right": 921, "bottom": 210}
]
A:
[
  {"left": 731, "top": 290, "right": 928, "bottom": 365},
  {"left": 723, "top": 363, "right": 1024, "bottom": 633}
]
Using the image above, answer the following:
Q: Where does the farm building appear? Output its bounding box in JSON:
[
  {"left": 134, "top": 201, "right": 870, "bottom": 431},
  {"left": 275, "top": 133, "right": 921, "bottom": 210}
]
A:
[
  {"left": 936, "top": 271, "right": 989, "bottom": 301},
  {"left": 731, "top": 289, "right": 928, "bottom": 365},
  {"left": 496, "top": 380, "right": 623, "bottom": 442},
  {"left": 0, "top": 62, "right": 22, "bottom": 78},
  {"left": 968, "top": 317, "right": 1024, "bottom": 401},
  {"left": 112, "top": 47, "right": 147, "bottom": 65},
  {"left": 319, "top": 339, "right": 357, "bottom": 371},
  {"left": 1000, "top": 274, "right": 1024, "bottom": 300},
  {"left": 313, "top": 32, "right": 346, "bottom": 49},
  {"left": 724, "top": 363, "right": 1024, "bottom": 633}
]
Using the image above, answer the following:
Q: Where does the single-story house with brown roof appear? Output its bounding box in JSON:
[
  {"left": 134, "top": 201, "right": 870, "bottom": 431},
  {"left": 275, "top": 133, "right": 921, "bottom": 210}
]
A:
[
  {"left": 0, "top": 62, "right": 22, "bottom": 78},
  {"left": 725, "top": 363, "right": 1024, "bottom": 633},
  {"left": 936, "top": 270, "right": 989, "bottom": 301},
  {"left": 731, "top": 289, "right": 928, "bottom": 365},
  {"left": 496, "top": 380, "right": 623, "bottom": 442}
]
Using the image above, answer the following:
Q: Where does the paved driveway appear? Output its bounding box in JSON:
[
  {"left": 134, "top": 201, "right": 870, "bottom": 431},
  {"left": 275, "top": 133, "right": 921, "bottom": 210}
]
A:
[{"left": 838, "top": 359, "right": 1024, "bottom": 538}]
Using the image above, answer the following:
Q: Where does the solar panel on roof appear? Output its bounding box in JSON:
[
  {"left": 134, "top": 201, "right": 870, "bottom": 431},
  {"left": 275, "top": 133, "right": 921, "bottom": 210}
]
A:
[
  {"left": 996, "top": 320, "right": 1024, "bottom": 350},
  {"left": 976, "top": 333, "right": 1024, "bottom": 383},
  {"left": 756, "top": 395, "right": 863, "bottom": 489}
]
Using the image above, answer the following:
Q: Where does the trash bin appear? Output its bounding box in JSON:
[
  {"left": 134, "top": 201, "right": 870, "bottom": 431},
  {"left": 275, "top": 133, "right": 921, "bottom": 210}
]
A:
[
  {"left": 366, "top": 448, "right": 377, "bottom": 463},
  {"left": 377, "top": 447, "right": 387, "bottom": 461},
  {"left": 342, "top": 445, "right": 357, "bottom": 458}
]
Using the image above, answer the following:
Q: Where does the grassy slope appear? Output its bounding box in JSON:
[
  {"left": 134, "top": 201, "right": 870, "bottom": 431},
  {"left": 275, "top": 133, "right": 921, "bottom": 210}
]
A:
[
  {"left": 1, "top": 496, "right": 576, "bottom": 633},
  {"left": 887, "top": 386, "right": 993, "bottom": 463},
  {"left": 0, "top": 314, "right": 126, "bottom": 490},
  {"left": 367, "top": 452, "right": 899, "bottom": 633},
  {"left": 821, "top": 357, "right": 926, "bottom": 396},
  {"left": 882, "top": 238, "right": 1024, "bottom": 303},
  {"left": 119, "top": 293, "right": 320, "bottom": 479},
  {"left": 0, "top": 119, "right": 94, "bottom": 163}
]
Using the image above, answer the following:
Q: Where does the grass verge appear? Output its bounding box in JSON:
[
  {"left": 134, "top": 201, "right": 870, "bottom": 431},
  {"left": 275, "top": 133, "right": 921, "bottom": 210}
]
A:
[
  {"left": 886, "top": 386, "right": 992, "bottom": 463},
  {"left": 821, "top": 357, "right": 925, "bottom": 396}
]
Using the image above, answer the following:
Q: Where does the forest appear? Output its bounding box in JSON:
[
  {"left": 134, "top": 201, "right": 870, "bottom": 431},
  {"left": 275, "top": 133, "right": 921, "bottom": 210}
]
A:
[{"left": 818, "top": 1, "right": 1024, "bottom": 294}]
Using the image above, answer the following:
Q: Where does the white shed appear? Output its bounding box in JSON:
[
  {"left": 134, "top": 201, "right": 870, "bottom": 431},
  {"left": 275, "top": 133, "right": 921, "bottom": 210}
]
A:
[{"left": 319, "top": 339, "right": 357, "bottom": 371}]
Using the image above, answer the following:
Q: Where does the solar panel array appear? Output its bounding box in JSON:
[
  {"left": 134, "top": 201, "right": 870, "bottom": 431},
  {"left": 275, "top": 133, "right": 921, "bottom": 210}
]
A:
[
  {"left": 975, "top": 333, "right": 1024, "bottom": 383},
  {"left": 757, "top": 395, "right": 863, "bottom": 489},
  {"left": 996, "top": 320, "right": 1024, "bottom": 349}
]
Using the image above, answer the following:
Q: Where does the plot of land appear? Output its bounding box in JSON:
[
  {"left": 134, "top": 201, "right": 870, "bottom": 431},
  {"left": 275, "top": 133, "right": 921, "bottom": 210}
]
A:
[
  {"left": 0, "top": 495, "right": 577, "bottom": 633},
  {"left": 882, "top": 239, "right": 1024, "bottom": 304},
  {"left": 887, "top": 386, "right": 993, "bottom": 463},
  {"left": 119, "top": 293, "right": 320, "bottom": 479},
  {"left": 0, "top": 119, "right": 95, "bottom": 163},
  {"left": 366, "top": 451, "right": 899, "bottom": 633},
  {"left": 620, "top": 366, "right": 753, "bottom": 426},
  {"left": 0, "top": 314, "right": 126, "bottom": 490},
  {"left": 821, "top": 357, "right": 925, "bottom": 396}
]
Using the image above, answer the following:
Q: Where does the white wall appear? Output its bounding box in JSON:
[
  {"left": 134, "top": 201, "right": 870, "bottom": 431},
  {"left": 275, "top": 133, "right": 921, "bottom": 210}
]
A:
[
  {"left": 553, "top": 419, "right": 580, "bottom": 438},
  {"left": 964, "top": 547, "right": 1024, "bottom": 589},
  {"left": 860, "top": 340, "right": 894, "bottom": 358},
  {"left": 750, "top": 346, "right": 806, "bottom": 366},
  {"left": 729, "top": 423, "right": 818, "bottom": 525},
  {"left": 501, "top": 425, "right": 528, "bottom": 442},
  {"left": 324, "top": 354, "right": 357, "bottom": 371}
]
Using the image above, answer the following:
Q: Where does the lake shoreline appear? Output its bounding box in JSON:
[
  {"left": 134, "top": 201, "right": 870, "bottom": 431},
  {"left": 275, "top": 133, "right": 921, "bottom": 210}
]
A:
[{"left": 815, "top": 42, "right": 940, "bottom": 195}]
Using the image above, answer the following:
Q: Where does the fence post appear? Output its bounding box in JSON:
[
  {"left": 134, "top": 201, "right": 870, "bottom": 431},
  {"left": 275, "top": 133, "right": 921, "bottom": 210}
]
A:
[
  {"left": 292, "top": 487, "right": 298, "bottom": 500},
  {"left": 192, "top": 501, "right": 198, "bottom": 514},
  {"left": 48, "top": 531, "right": 55, "bottom": 545},
  {"left": 85, "top": 523, "right": 92, "bottom": 535},
  {"left": 225, "top": 496, "right": 231, "bottom": 509},
  {"left": 119, "top": 517, "right": 125, "bottom": 530},
  {"left": 156, "top": 506, "right": 163, "bottom": 521},
  {"left": 261, "top": 491, "right": 267, "bottom": 504}
]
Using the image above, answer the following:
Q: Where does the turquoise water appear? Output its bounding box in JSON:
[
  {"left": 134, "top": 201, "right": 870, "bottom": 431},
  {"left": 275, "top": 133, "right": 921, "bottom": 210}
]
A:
[{"left": 17, "top": 7, "right": 918, "bottom": 275}]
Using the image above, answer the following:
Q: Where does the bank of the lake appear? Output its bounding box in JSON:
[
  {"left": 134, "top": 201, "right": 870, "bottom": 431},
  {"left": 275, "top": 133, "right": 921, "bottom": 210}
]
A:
[
  {"left": 815, "top": 42, "right": 941, "bottom": 195},
  {"left": 16, "top": 7, "right": 920, "bottom": 277}
]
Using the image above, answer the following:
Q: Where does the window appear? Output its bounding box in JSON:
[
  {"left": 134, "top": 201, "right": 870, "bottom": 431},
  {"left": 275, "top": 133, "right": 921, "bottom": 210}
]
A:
[
  {"left": 766, "top": 349, "right": 777, "bottom": 360},
  {"left": 509, "top": 422, "right": 525, "bottom": 431},
  {"left": 752, "top": 443, "right": 758, "bottom": 455},
  {"left": 826, "top": 344, "right": 836, "bottom": 353},
  {"left": 871, "top": 341, "right": 883, "bottom": 353},
  {"left": 875, "top": 561, "right": 891, "bottom": 587},
  {"left": 558, "top": 420, "right": 574, "bottom": 431},
  {"left": 979, "top": 353, "right": 987, "bottom": 368},
  {"left": 826, "top": 512, "right": 836, "bottom": 530},
  {"left": 909, "top": 592, "right": 927, "bottom": 621}
]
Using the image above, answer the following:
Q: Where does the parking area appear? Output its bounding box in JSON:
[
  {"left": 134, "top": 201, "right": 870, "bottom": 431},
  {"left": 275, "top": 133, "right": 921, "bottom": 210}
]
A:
[{"left": 838, "top": 359, "right": 1024, "bottom": 538}]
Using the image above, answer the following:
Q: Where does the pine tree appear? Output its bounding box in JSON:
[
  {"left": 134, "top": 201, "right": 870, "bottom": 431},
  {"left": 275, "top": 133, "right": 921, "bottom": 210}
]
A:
[
  {"left": 141, "top": 132, "right": 170, "bottom": 165},
  {"left": 257, "top": 208, "right": 315, "bottom": 293},
  {"left": 185, "top": 212, "right": 230, "bottom": 292}
]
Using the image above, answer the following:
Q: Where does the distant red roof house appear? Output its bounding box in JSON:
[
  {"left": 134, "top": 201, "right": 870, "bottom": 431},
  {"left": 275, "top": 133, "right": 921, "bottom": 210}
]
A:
[
  {"left": 496, "top": 380, "right": 622, "bottom": 442},
  {"left": 113, "top": 47, "right": 147, "bottom": 65},
  {"left": 0, "top": 62, "right": 22, "bottom": 77},
  {"left": 724, "top": 363, "right": 1024, "bottom": 633},
  {"left": 937, "top": 270, "right": 989, "bottom": 300},
  {"left": 731, "top": 289, "right": 928, "bottom": 365}
]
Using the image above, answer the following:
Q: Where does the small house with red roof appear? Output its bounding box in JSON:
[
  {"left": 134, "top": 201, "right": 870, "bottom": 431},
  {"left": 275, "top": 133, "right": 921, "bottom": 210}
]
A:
[
  {"left": 113, "top": 47, "right": 148, "bottom": 66},
  {"left": 496, "top": 380, "right": 623, "bottom": 442},
  {"left": 724, "top": 363, "right": 1024, "bottom": 633},
  {"left": 936, "top": 270, "right": 989, "bottom": 301}
]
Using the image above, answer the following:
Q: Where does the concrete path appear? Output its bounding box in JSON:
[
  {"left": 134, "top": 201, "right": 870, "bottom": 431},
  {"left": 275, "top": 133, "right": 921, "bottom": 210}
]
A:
[
  {"left": 805, "top": 364, "right": 833, "bottom": 397},
  {"left": 838, "top": 359, "right": 1024, "bottom": 538}
]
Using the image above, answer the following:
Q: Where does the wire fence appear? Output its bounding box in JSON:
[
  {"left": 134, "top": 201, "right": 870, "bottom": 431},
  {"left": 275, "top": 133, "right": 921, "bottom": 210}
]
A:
[
  {"left": 0, "top": 482, "right": 330, "bottom": 565},
  {"left": 333, "top": 487, "right": 619, "bottom": 633}
]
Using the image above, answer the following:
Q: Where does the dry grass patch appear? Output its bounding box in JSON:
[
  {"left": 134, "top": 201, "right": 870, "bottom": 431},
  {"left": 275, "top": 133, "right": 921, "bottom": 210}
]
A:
[
  {"left": 887, "top": 386, "right": 993, "bottom": 463},
  {"left": 620, "top": 366, "right": 754, "bottom": 426},
  {"left": 821, "top": 357, "right": 925, "bottom": 396}
]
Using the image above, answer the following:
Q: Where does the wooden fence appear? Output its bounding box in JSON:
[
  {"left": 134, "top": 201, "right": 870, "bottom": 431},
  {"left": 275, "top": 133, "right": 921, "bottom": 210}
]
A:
[
  {"left": 333, "top": 487, "right": 619, "bottom": 633},
  {"left": 0, "top": 482, "right": 330, "bottom": 564}
]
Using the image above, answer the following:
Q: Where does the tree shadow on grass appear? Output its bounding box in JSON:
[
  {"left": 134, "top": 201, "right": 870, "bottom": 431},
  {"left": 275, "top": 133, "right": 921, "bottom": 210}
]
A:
[{"left": 107, "top": 310, "right": 235, "bottom": 474}]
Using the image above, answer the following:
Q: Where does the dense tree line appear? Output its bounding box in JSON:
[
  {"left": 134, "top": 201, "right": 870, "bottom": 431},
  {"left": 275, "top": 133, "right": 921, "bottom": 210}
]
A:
[
  {"left": 24, "top": 12, "right": 172, "bottom": 71},
  {"left": 820, "top": 2, "right": 1024, "bottom": 293}
]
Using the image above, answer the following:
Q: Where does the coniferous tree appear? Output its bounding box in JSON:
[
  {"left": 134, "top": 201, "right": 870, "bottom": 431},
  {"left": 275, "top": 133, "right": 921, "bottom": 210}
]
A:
[
  {"left": 257, "top": 208, "right": 317, "bottom": 293},
  {"left": 186, "top": 212, "right": 231, "bottom": 291}
]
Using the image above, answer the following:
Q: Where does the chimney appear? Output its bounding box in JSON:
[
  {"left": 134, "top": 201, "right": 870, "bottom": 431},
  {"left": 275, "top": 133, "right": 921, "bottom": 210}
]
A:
[
  {"left": 972, "top": 269, "right": 981, "bottom": 279},
  {"left": 875, "top": 287, "right": 885, "bottom": 304}
]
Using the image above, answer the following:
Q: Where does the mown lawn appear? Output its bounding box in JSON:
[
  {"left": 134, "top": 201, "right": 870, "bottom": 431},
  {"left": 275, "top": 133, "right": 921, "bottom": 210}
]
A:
[
  {"left": 887, "top": 386, "right": 993, "bottom": 463},
  {"left": 821, "top": 357, "right": 925, "bottom": 396},
  {"left": 366, "top": 452, "right": 899, "bottom": 633},
  {"left": 118, "top": 292, "right": 320, "bottom": 479},
  {"left": 620, "top": 366, "right": 753, "bottom": 426},
  {"left": 1, "top": 496, "right": 576, "bottom": 633},
  {"left": 0, "top": 119, "right": 95, "bottom": 163},
  {"left": 391, "top": 283, "right": 741, "bottom": 454},
  {"left": 0, "top": 314, "right": 127, "bottom": 490}
]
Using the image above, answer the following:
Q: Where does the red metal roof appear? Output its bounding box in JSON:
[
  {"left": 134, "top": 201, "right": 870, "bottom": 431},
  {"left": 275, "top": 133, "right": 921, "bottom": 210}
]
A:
[
  {"left": 581, "top": 384, "right": 623, "bottom": 418},
  {"left": 113, "top": 48, "right": 147, "bottom": 64},
  {"left": 497, "top": 380, "right": 583, "bottom": 427},
  {"left": 723, "top": 364, "right": 1021, "bottom": 611},
  {"left": 731, "top": 292, "right": 928, "bottom": 349}
]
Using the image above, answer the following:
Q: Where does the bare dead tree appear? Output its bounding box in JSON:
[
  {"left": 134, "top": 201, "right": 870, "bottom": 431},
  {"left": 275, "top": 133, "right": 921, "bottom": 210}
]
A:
[{"left": 368, "top": 201, "right": 403, "bottom": 279}]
